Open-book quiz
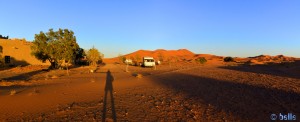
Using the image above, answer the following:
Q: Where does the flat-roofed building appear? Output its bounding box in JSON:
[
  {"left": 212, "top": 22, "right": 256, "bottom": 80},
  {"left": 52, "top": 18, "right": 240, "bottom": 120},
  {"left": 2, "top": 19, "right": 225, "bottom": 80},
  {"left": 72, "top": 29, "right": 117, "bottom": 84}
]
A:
[{"left": 0, "top": 38, "right": 50, "bottom": 66}]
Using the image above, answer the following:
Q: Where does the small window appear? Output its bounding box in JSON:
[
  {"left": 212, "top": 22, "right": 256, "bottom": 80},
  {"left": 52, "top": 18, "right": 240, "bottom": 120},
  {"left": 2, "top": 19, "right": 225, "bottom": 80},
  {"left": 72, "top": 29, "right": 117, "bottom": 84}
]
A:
[{"left": 5, "top": 56, "right": 10, "bottom": 64}]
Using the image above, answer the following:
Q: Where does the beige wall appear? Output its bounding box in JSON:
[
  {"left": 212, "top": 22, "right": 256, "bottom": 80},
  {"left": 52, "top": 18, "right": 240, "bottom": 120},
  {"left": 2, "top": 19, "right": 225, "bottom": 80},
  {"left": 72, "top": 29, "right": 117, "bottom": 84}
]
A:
[{"left": 0, "top": 39, "right": 50, "bottom": 65}]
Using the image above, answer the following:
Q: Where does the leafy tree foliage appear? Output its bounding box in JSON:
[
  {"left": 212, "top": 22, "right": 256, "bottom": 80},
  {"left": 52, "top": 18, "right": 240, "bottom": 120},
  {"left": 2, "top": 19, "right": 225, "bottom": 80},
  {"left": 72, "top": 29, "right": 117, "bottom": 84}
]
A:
[
  {"left": 75, "top": 48, "right": 86, "bottom": 65},
  {"left": 0, "top": 35, "right": 8, "bottom": 39},
  {"left": 31, "top": 28, "right": 79, "bottom": 69},
  {"left": 76, "top": 48, "right": 85, "bottom": 59},
  {"left": 86, "top": 47, "right": 103, "bottom": 66}
]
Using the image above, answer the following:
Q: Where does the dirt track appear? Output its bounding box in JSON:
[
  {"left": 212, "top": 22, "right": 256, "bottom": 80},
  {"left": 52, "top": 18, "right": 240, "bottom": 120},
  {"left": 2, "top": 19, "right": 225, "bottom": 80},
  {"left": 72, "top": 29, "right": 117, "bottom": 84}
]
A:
[{"left": 0, "top": 63, "right": 300, "bottom": 121}]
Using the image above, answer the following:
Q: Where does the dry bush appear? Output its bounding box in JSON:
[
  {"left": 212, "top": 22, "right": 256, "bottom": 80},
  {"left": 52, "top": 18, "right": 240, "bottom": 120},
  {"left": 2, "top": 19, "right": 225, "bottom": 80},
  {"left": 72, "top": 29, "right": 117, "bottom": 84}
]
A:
[
  {"left": 195, "top": 57, "right": 207, "bottom": 64},
  {"left": 51, "top": 75, "right": 59, "bottom": 79},
  {"left": 89, "top": 66, "right": 97, "bottom": 73},
  {"left": 10, "top": 90, "right": 17, "bottom": 95},
  {"left": 224, "top": 57, "right": 234, "bottom": 62},
  {"left": 132, "top": 73, "right": 143, "bottom": 78}
]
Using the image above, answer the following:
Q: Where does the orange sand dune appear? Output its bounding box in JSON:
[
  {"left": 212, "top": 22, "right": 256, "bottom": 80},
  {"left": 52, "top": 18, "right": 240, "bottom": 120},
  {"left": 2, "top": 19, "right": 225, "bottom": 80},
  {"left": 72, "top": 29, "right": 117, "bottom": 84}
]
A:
[
  {"left": 104, "top": 49, "right": 196, "bottom": 63},
  {"left": 125, "top": 49, "right": 195, "bottom": 60},
  {"left": 103, "top": 49, "right": 298, "bottom": 65}
]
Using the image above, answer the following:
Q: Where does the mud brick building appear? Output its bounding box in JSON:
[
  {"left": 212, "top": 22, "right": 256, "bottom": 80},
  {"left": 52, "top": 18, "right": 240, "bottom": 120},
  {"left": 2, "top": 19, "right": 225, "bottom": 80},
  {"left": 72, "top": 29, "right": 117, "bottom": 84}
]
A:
[{"left": 0, "top": 38, "right": 50, "bottom": 66}]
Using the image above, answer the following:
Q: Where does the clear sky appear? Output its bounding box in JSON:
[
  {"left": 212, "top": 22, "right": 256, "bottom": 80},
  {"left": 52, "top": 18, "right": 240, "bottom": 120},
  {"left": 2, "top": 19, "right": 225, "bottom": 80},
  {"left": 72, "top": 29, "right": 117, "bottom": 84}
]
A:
[{"left": 0, "top": 0, "right": 299, "bottom": 58}]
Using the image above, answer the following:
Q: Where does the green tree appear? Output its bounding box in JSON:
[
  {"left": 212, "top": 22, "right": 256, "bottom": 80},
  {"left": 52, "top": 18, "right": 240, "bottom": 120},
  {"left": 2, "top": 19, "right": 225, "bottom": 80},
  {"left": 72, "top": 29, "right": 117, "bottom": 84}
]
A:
[
  {"left": 86, "top": 47, "right": 102, "bottom": 66},
  {"left": 75, "top": 48, "right": 86, "bottom": 65},
  {"left": 31, "top": 28, "right": 79, "bottom": 69}
]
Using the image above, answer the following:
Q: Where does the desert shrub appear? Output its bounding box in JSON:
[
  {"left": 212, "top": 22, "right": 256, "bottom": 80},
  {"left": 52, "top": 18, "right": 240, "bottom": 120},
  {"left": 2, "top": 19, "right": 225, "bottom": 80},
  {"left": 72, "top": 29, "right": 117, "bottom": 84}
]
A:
[
  {"left": 10, "top": 90, "right": 17, "bottom": 95},
  {"left": 195, "top": 57, "right": 207, "bottom": 64},
  {"left": 132, "top": 72, "right": 143, "bottom": 78},
  {"left": 224, "top": 57, "right": 234, "bottom": 62}
]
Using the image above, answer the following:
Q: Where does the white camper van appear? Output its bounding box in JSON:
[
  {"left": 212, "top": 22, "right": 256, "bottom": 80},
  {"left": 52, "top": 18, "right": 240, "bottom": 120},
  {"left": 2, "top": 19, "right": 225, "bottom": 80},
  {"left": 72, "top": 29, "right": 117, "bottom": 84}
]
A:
[
  {"left": 142, "top": 57, "right": 155, "bottom": 67},
  {"left": 124, "top": 59, "right": 133, "bottom": 65}
]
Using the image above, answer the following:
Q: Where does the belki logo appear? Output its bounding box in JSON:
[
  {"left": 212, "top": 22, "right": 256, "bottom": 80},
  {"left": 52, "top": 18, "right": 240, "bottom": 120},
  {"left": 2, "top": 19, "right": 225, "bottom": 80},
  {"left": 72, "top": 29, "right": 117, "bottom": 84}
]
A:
[
  {"left": 270, "top": 113, "right": 297, "bottom": 121},
  {"left": 279, "top": 113, "right": 296, "bottom": 121}
]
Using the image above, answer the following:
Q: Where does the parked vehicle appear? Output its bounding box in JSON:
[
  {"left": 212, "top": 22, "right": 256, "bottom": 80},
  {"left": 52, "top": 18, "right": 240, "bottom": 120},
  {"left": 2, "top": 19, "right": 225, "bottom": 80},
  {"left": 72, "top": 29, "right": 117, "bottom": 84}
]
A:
[
  {"left": 142, "top": 57, "right": 155, "bottom": 67},
  {"left": 124, "top": 59, "right": 133, "bottom": 65}
]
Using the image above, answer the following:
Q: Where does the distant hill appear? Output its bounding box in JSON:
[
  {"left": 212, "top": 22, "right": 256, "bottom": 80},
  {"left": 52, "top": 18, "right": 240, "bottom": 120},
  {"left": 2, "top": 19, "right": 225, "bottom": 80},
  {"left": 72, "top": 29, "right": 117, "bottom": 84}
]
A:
[
  {"left": 103, "top": 49, "right": 223, "bottom": 63},
  {"left": 103, "top": 49, "right": 194, "bottom": 63},
  {"left": 124, "top": 49, "right": 195, "bottom": 60},
  {"left": 103, "top": 49, "right": 299, "bottom": 64}
]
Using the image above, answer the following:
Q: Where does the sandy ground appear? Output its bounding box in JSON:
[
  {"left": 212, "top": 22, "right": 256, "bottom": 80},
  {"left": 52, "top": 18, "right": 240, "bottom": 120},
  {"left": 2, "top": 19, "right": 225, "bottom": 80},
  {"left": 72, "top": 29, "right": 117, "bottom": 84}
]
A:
[{"left": 0, "top": 61, "right": 300, "bottom": 121}]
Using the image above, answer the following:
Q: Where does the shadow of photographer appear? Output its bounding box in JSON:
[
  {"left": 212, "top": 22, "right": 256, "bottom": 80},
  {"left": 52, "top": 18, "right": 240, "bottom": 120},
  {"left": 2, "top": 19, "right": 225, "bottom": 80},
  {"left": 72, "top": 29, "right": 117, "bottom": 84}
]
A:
[{"left": 102, "top": 70, "right": 117, "bottom": 122}]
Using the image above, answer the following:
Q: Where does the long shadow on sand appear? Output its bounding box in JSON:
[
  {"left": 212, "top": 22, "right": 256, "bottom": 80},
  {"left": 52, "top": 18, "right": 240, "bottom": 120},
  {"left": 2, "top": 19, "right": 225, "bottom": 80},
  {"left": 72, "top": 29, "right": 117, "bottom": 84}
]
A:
[
  {"left": 150, "top": 72, "right": 300, "bottom": 121},
  {"left": 219, "top": 60, "right": 300, "bottom": 79},
  {"left": 0, "top": 57, "right": 30, "bottom": 71},
  {"left": 102, "top": 70, "right": 117, "bottom": 122},
  {"left": 0, "top": 84, "right": 42, "bottom": 96},
  {"left": 2, "top": 70, "right": 46, "bottom": 81}
]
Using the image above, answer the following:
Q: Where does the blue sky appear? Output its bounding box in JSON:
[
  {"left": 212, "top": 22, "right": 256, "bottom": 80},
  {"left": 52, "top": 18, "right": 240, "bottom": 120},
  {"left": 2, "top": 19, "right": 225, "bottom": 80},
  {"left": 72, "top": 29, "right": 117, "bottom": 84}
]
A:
[{"left": 0, "top": 0, "right": 299, "bottom": 58}]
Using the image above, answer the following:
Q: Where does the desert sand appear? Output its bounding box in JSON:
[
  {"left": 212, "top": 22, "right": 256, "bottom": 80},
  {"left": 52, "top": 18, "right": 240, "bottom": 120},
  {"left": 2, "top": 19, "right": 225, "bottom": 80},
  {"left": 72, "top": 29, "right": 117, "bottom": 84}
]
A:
[{"left": 1, "top": 55, "right": 300, "bottom": 121}]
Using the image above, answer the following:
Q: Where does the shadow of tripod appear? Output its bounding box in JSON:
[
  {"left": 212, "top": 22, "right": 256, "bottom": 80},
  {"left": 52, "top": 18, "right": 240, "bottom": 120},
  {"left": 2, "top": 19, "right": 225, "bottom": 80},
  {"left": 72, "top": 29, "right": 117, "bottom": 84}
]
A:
[{"left": 102, "top": 70, "right": 117, "bottom": 122}]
